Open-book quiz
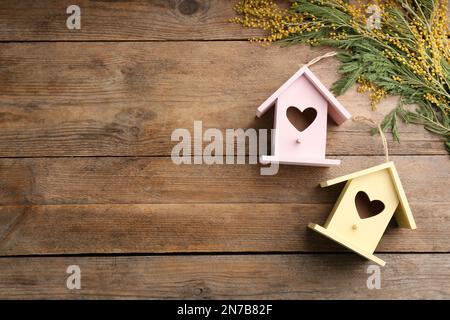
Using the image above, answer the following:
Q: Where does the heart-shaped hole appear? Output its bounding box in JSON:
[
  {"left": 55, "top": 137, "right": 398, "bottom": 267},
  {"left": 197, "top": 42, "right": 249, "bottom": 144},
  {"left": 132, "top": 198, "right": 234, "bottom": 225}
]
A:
[
  {"left": 286, "top": 106, "right": 317, "bottom": 132},
  {"left": 355, "top": 191, "right": 385, "bottom": 219}
]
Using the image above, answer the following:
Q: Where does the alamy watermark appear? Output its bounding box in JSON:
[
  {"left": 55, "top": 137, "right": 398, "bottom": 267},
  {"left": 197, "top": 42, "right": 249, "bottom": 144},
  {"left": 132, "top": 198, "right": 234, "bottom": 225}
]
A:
[
  {"left": 66, "top": 265, "right": 81, "bottom": 290},
  {"left": 171, "top": 121, "right": 279, "bottom": 175},
  {"left": 366, "top": 5, "right": 382, "bottom": 30},
  {"left": 366, "top": 265, "right": 381, "bottom": 290},
  {"left": 66, "top": 5, "right": 81, "bottom": 30}
]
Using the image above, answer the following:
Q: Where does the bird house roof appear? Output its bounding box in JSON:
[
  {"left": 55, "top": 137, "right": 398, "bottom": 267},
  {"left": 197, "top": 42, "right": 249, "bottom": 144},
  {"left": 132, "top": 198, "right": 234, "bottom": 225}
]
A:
[
  {"left": 256, "top": 65, "right": 351, "bottom": 124},
  {"left": 320, "top": 161, "right": 416, "bottom": 229}
]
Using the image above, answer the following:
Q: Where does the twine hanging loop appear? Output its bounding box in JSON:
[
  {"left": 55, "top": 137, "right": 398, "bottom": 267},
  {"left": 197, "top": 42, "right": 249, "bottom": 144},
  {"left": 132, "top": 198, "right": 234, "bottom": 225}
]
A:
[
  {"left": 353, "top": 116, "right": 389, "bottom": 162},
  {"left": 300, "top": 51, "right": 338, "bottom": 68}
]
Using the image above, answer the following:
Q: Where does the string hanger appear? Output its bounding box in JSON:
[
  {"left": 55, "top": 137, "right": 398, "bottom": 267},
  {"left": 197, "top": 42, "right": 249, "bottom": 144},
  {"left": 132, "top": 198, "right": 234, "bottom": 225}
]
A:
[
  {"left": 299, "top": 51, "right": 337, "bottom": 68},
  {"left": 353, "top": 116, "right": 389, "bottom": 162}
]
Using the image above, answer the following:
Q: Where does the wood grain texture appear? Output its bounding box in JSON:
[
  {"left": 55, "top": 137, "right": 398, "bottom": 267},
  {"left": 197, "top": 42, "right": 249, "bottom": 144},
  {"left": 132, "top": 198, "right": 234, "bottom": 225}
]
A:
[
  {"left": 0, "top": 42, "right": 445, "bottom": 157},
  {"left": 0, "top": 0, "right": 258, "bottom": 41},
  {"left": 0, "top": 156, "right": 447, "bottom": 205},
  {"left": 0, "top": 254, "right": 449, "bottom": 299},
  {"left": 1, "top": 0, "right": 449, "bottom": 300},
  {"left": 0, "top": 0, "right": 448, "bottom": 42},
  {"left": 0, "top": 202, "right": 447, "bottom": 256}
]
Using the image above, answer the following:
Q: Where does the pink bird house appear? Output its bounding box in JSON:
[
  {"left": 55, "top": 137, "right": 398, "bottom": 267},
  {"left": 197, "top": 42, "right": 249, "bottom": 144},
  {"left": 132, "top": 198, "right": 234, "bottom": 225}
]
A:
[{"left": 257, "top": 65, "right": 351, "bottom": 166}]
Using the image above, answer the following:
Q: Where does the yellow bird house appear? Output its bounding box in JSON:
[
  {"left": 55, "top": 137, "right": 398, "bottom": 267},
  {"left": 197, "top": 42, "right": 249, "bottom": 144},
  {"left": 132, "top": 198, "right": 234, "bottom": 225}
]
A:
[{"left": 308, "top": 161, "right": 416, "bottom": 266}]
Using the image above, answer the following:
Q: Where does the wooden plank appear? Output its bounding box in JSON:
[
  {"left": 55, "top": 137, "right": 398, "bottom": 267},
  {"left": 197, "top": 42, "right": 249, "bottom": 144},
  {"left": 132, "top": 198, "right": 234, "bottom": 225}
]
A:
[
  {"left": 0, "top": 254, "right": 449, "bottom": 299},
  {"left": 0, "top": 202, "right": 447, "bottom": 256},
  {"left": 0, "top": 1, "right": 448, "bottom": 42},
  {"left": 0, "top": 0, "right": 258, "bottom": 41},
  {"left": 0, "top": 42, "right": 445, "bottom": 157},
  {"left": 0, "top": 156, "right": 447, "bottom": 205}
]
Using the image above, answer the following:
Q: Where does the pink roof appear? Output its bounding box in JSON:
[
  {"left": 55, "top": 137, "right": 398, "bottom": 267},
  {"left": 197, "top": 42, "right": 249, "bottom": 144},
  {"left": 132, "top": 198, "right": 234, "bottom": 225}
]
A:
[{"left": 256, "top": 65, "right": 351, "bottom": 125}]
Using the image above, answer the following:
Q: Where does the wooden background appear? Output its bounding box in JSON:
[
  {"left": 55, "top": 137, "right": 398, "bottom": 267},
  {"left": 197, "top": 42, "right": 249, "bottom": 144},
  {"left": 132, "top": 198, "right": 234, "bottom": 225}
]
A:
[{"left": 0, "top": 0, "right": 449, "bottom": 299}]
